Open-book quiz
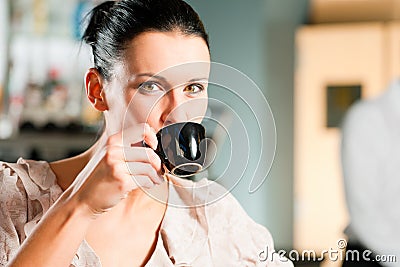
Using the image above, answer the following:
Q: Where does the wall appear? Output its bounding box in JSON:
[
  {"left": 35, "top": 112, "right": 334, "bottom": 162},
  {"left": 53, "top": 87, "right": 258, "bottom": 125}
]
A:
[{"left": 186, "top": 0, "right": 308, "bottom": 249}]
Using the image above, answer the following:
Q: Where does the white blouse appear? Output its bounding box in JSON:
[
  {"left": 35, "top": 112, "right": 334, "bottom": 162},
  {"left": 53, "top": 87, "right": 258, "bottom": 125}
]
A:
[
  {"left": 0, "top": 158, "right": 292, "bottom": 266},
  {"left": 341, "top": 79, "right": 400, "bottom": 266}
]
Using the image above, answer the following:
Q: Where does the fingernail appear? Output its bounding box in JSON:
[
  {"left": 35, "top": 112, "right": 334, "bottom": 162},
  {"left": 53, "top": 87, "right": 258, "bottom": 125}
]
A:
[{"left": 158, "top": 175, "right": 165, "bottom": 183}]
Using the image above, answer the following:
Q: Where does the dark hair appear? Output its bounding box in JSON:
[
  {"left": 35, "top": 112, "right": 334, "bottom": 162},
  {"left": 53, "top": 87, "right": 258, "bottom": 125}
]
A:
[{"left": 82, "top": 0, "right": 209, "bottom": 80}]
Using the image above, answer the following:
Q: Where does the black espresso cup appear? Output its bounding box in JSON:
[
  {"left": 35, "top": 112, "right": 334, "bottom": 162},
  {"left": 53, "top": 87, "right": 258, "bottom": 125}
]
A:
[{"left": 145, "top": 122, "right": 206, "bottom": 177}]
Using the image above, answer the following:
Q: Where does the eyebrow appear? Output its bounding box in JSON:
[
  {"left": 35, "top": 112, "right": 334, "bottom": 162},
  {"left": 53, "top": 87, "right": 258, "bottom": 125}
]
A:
[
  {"left": 136, "top": 73, "right": 208, "bottom": 83},
  {"left": 136, "top": 73, "right": 167, "bottom": 82},
  {"left": 188, "top": 77, "right": 209, "bottom": 83}
]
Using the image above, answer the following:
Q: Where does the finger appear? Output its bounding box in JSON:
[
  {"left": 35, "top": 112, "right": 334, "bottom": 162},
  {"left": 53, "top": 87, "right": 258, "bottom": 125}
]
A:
[
  {"left": 143, "top": 124, "right": 158, "bottom": 150},
  {"left": 113, "top": 164, "right": 156, "bottom": 191},
  {"left": 130, "top": 175, "right": 156, "bottom": 189},
  {"left": 125, "top": 162, "right": 164, "bottom": 184},
  {"left": 131, "top": 124, "right": 157, "bottom": 149},
  {"left": 107, "top": 145, "right": 161, "bottom": 173},
  {"left": 123, "top": 147, "right": 162, "bottom": 172},
  {"left": 120, "top": 123, "right": 154, "bottom": 147}
]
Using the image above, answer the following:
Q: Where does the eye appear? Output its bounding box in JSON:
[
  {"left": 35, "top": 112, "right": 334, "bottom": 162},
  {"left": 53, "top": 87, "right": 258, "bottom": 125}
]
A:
[
  {"left": 138, "top": 81, "right": 163, "bottom": 94},
  {"left": 184, "top": 83, "right": 204, "bottom": 95}
]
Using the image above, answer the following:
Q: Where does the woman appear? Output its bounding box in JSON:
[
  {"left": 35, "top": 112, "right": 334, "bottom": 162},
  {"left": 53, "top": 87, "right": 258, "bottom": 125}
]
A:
[{"left": 0, "top": 0, "right": 292, "bottom": 266}]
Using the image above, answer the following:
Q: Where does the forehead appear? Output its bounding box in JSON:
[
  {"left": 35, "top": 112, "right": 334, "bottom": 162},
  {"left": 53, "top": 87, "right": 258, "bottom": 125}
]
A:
[{"left": 118, "top": 31, "right": 210, "bottom": 83}]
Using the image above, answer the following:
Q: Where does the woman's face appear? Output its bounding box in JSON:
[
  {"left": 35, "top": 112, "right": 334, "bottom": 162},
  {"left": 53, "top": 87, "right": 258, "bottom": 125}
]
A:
[{"left": 103, "top": 31, "right": 211, "bottom": 133}]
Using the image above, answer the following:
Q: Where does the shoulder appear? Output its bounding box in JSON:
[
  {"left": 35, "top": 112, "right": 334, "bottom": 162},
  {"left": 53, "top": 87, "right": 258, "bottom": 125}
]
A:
[
  {"left": 0, "top": 159, "right": 35, "bottom": 264},
  {"left": 0, "top": 158, "right": 63, "bottom": 236},
  {"left": 341, "top": 98, "right": 388, "bottom": 143},
  {"left": 0, "top": 160, "right": 29, "bottom": 231},
  {"left": 1, "top": 158, "right": 61, "bottom": 204},
  {"left": 0, "top": 159, "right": 32, "bottom": 211},
  {"left": 0, "top": 159, "right": 64, "bottom": 265},
  {"left": 2, "top": 158, "right": 57, "bottom": 187},
  {"left": 343, "top": 99, "right": 381, "bottom": 129}
]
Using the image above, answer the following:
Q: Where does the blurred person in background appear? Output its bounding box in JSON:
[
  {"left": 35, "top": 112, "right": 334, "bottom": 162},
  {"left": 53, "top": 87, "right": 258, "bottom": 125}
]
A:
[{"left": 341, "top": 79, "right": 400, "bottom": 267}]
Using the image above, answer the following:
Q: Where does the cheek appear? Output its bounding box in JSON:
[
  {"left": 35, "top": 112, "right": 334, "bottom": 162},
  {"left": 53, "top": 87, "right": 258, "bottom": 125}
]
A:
[
  {"left": 181, "top": 96, "right": 209, "bottom": 122},
  {"left": 190, "top": 98, "right": 208, "bottom": 122},
  {"left": 125, "top": 92, "right": 161, "bottom": 124},
  {"left": 190, "top": 91, "right": 208, "bottom": 121}
]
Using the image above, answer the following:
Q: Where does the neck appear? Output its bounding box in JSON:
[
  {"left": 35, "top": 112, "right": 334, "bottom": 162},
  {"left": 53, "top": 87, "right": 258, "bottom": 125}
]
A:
[
  {"left": 123, "top": 181, "right": 169, "bottom": 214},
  {"left": 50, "top": 132, "right": 107, "bottom": 191}
]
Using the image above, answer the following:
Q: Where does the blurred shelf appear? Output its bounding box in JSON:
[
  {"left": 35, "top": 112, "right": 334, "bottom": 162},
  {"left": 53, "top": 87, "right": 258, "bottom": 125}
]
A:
[
  {"left": 0, "top": 131, "right": 97, "bottom": 146},
  {"left": 0, "top": 131, "right": 98, "bottom": 162}
]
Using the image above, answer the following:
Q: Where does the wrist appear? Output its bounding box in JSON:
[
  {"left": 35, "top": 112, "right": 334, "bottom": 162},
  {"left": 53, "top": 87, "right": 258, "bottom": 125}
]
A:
[{"left": 57, "top": 187, "right": 100, "bottom": 221}]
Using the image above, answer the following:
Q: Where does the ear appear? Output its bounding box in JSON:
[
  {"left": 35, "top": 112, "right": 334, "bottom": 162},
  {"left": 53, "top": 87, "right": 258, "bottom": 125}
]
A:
[{"left": 85, "top": 68, "right": 108, "bottom": 111}]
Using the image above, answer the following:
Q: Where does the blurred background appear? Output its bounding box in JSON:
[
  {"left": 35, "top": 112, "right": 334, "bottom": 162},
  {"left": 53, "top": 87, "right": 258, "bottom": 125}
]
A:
[{"left": 2, "top": 0, "right": 400, "bottom": 266}]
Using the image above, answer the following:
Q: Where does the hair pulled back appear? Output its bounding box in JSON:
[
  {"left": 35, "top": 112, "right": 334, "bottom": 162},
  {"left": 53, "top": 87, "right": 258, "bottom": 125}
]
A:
[{"left": 82, "top": 0, "right": 209, "bottom": 80}]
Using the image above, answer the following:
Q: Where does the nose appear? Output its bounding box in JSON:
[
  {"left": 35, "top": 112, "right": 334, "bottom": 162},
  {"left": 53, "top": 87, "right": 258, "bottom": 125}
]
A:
[{"left": 160, "top": 89, "right": 188, "bottom": 126}]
